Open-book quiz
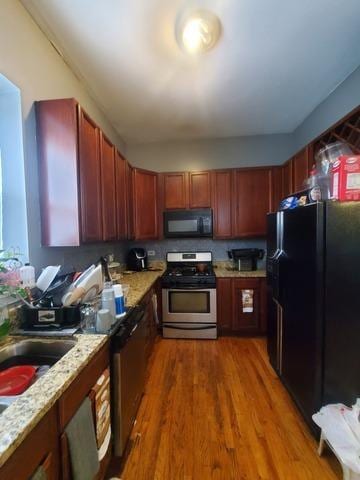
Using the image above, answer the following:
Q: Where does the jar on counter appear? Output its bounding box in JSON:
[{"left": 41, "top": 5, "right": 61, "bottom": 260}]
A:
[{"left": 80, "top": 303, "right": 97, "bottom": 333}]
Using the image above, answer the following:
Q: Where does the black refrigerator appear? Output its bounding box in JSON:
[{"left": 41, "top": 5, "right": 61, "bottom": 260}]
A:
[{"left": 267, "top": 201, "right": 360, "bottom": 432}]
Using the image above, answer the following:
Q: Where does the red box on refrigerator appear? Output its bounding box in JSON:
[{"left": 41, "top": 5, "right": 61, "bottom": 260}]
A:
[{"left": 332, "top": 155, "right": 360, "bottom": 201}]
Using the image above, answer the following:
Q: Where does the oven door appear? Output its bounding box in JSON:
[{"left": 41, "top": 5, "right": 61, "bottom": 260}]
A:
[{"left": 162, "top": 288, "right": 217, "bottom": 324}]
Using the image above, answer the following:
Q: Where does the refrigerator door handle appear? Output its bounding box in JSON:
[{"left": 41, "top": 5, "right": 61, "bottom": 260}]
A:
[{"left": 277, "top": 304, "right": 283, "bottom": 375}]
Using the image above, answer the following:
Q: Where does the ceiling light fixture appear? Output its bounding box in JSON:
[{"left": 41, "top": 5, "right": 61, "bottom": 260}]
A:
[{"left": 177, "top": 10, "right": 221, "bottom": 55}]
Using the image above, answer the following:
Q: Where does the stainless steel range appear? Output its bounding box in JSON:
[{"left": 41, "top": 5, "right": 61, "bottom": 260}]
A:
[{"left": 161, "top": 252, "right": 217, "bottom": 339}]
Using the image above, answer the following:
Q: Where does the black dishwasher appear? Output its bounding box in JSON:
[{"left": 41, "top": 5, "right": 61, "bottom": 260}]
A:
[{"left": 111, "top": 305, "right": 148, "bottom": 457}]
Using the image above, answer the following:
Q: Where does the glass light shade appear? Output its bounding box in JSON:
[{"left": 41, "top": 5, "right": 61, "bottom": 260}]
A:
[{"left": 178, "top": 10, "right": 221, "bottom": 54}]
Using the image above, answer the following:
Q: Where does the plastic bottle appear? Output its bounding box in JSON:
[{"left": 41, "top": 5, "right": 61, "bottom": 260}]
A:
[
  {"left": 113, "top": 284, "right": 126, "bottom": 318},
  {"left": 19, "top": 263, "right": 35, "bottom": 288},
  {"left": 101, "top": 285, "right": 116, "bottom": 323}
]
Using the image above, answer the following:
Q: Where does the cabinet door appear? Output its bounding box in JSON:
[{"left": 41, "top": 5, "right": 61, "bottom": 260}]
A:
[
  {"left": 233, "top": 168, "right": 271, "bottom": 237},
  {"left": 115, "top": 150, "right": 127, "bottom": 239},
  {"left": 189, "top": 171, "right": 211, "bottom": 208},
  {"left": 133, "top": 169, "right": 158, "bottom": 240},
  {"left": 217, "top": 278, "right": 233, "bottom": 333},
  {"left": 232, "top": 278, "right": 261, "bottom": 333},
  {"left": 100, "top": 133, "right": 117, "bottom": 241},
  {"left": 126, "top": 162, "right": 135, "bottom": 240},
  {"left": 36, "top": 98, "right": 81, "bottom": 246},
  {"left": 292, "top": 148, "right": 310, "bottom": 192},
  {"left": 163, "top": 172, "right": 188, "bottom": 209},
  {"left": 271, "top": 167, "right": 283, "bottom": 212},
  {"left": 211, "top": 170, "right": 233, "bottom": 238},
  {"left": 282, "top": 160, "right": 293, "bottom": 197},
  {"left": 78, "top": 108, "right": 103, "bottom": 242},
  {"left": 0, "top": 407, "right": 59, "bottom": 480}
]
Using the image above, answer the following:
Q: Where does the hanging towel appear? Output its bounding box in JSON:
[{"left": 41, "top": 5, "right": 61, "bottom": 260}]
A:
[
  {"left": 30, "top": 465, "right": 46, "bottom": 480},
  {"left": 65, "top": 397, "right": 100, "bottom": 480}
]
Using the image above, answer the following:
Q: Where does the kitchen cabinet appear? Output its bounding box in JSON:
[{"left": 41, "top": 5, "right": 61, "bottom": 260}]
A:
[
  {"left": 232, "top": 278, "right": 266, "bottom": 334},
  {"left": 163, "top": 172, "right": 188, "bottom": 209},
  {"left": 0, "top": 406, "right": 59, "bottom": 480},
  {"left": 188, "top": 171, "right": 211, "bottom": 208},
  {"left": 271, "top": 166, "right": 283, "bottom": 212},
  {"left": 282, "top": 160, "right": 293, "bottom": 197},
  {"left": 133, "top": 168, "right": 158, "bottom": 240},
  {"left": 78, "top": 107, "right": 103, "bottom": 243},
  {"left": 36, "top": 98, "right": 128, "bottom": 246},
  {"left": 216, "top": 278, "right": 233, "bottom": 332},
  {"left": 115, "top": 150, "right": 128, "bottom": 240},
  {"left": 163, "top": 171, "right": 211, "bottom": 210},
  {"left": 126, "top": 162, "right": 135, "bottom": 240},
  {"left": 292, "top": 146, "right": 312, "bottom": 192},
  {"left": 0, "top": 342, "right": 111, "bottom": 480},
  {"left": 217, "top": 277, "right": 267, "bottom": 335},
  {"left": 59, "top": 343, "right": 110, "bottom": 480},
  {"left": 100, "top": 133, "right": 117, "bottom": 241},
  {"left": 233, "top": 168, "right": 272, "bottom": 237},
  {"left": 211, "top": 170, "right": 233, "bottom": 238}
]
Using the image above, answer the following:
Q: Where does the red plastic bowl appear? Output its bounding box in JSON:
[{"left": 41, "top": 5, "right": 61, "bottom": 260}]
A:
[{"left": 0, "top": 366, "right": 36, "bottom": 396}]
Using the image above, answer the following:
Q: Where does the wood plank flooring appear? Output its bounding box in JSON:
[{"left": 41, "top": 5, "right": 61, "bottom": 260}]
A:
[{"left": 110, "top": 337, "right": 340, "bottom": 480}]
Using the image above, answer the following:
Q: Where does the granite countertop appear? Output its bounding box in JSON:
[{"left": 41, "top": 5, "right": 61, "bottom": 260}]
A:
[
  {"left": 119, "top": 269, "right": 164, "bottom": 307},
  {"left": 214, "top": 262, "right": 266, "bottom": 278},
  {"left": 0, "top": 333, "right": 107, "bottom": 468}
]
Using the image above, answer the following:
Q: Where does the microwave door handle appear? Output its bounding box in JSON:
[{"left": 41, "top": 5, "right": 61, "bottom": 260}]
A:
[{"left": 198, "top": 216, "right": 203, "bottom": 234}]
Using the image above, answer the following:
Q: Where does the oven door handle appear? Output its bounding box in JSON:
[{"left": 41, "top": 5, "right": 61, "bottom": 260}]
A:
[
  {"left": 162, "top": 286, "right": 214, "bottom": 290},
  {"left": 162, "top": 324, "right": 216, "bottom": 330}
]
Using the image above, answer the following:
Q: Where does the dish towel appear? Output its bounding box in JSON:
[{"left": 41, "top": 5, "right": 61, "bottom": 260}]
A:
[
  {"left": 30, "top": 465, "right": 46, "bottom": 480},
  {"left": 65, "top": 397, "right": 100, "bottom": 480}
]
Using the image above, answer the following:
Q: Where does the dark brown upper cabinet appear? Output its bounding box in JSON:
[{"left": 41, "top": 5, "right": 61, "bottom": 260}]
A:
[
  {"left": 282, "top": 160, "right": 293, "bottom": 198},
  {"left": 78, "top": 108, "right": 103, "bottom": 243},
  {"left": 36, "top": 98, "right": 128, "bottom": 246},
  {"left": 133, "top": 168, "right": 158, "bottom": 240},
  {"left": 211, "top": 169, "right": 233, "bottom": 238},
  {"left": 163, "top": 172, "right": 188, "bottom": 209},
  {"left": 188, "top": 171, "right": 211, "bottom": 208},
  {"left": 126, "top": 161, "right": 135, "bottom": 240},
  {"left": 115, "top": 150, "right": 128, "bottom": 240},
  {"left": 233, "top": 168, "right": 272, "bottom": 237},
  {"left": 100, "top": 133, "right": 117, "bottom": 241},
  {"left": 271, "top": 166, "right": 283, "bottom": 213},
  {"left": 292, "top": 146, "right": 312, "bottom": 192},
  {"left": 163, "top": 171, "right": 211, "bottom": 210}
]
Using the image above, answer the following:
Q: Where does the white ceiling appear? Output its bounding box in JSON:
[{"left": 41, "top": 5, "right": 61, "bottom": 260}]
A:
[{"left": 22, "top": 0, "right": 360, "bottom": 143}]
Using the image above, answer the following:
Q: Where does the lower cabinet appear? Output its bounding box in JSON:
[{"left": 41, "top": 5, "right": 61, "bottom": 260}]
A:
[
  {"left": 0, "top": 342, "right": 110, "bottom": 480},
  {"left": 0, "top": 406, "right": 59, "bottom": 480},
  {"left": 217, "top": 277, "right": 267, "bottom": 335},
  {"left": 59, "top": 343, "right": 110, "bottom": 480}
]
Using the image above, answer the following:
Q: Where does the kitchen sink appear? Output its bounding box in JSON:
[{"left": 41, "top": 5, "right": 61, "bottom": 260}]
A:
[{"left": 0, "top": 338, "right": 77, "bottom": 371}]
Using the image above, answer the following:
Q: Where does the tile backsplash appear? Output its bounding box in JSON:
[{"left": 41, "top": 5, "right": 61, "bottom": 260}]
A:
[{"left": 128, "top": 238, "right": 267, "bottom": 268}]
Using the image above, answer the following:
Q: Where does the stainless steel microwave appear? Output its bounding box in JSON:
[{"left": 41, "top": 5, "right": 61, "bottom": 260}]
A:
[{"left": 163, "top": 209, "right": 213, "bottom": 238}]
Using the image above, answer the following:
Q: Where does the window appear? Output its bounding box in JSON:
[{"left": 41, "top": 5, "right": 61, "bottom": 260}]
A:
[{"left": 0, "top": 73, "right": 28, "bottom": 260}]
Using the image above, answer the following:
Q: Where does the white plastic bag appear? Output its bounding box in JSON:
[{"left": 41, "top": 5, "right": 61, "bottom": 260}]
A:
[{"left": 313, "top": 400, "right": 360, "bottom": 474}]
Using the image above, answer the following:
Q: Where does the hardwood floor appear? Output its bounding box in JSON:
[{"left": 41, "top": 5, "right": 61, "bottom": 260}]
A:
[{"left": 110, "top": 337, "right": 340, "bottom": 480}]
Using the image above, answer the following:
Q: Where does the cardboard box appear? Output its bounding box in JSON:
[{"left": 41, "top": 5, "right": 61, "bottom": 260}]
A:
[{"left": 332, "top": 155, "right": 360, "bottom": 201}]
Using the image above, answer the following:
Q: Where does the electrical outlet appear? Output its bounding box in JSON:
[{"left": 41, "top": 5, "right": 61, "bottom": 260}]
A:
[{"left": 147, "top": 250, "right": 156, "bottom": 256}]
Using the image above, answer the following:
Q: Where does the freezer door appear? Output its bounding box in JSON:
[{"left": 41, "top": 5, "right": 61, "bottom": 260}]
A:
[
  {"left": 324, "top": 202, "right": 360, "bottom": 405},
  {"left": 266, "top": 213, "right": 280, "bottom": 368},
  {"left": 281, "top": 203, "right": 324, "bottom": 430}
]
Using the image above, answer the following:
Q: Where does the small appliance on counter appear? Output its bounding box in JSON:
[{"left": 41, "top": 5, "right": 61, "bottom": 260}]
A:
[
  {"left": 127, "top": 248, "right": 148, "bottom": 271},
  {"left": 228, "top": 248, "right": 264, "bottom": 271}
]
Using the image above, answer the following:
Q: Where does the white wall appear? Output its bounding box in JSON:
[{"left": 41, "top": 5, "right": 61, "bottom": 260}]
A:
[
  {"left": 0, "top": 0, "right": 127, "bottom": 270},
  {"left": 126, "top": 134, "right": 294, "bottom": 172},
  {"left": 293, "top": 66, "right": 360, "bottom": 153}
]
